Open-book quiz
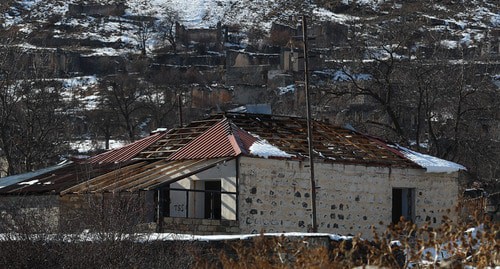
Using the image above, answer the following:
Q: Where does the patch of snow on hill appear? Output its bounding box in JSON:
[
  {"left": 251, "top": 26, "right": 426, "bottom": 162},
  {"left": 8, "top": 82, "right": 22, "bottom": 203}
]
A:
[
  {"left": 491, "top": 12, "right": 500, "bottom": 27},
  {"left": 440, "top": 40, "right": 458, "bottom": 49},
  {"left": 278, "top": 85, "right": 295, "bottom": 95},
  {"left": 70, "top": 140, "right": 126, "bottom": 153},
  {"left": 341, "top": 0, "right": 387, "bottom": 10}
]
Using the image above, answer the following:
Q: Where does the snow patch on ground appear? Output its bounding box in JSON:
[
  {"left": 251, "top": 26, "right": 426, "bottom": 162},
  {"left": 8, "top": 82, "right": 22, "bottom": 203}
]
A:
[
  {"left": 278, "top": 84, "right": 295, "bottom": 95},
  {"left": 137, "top": 232, "right": 352, "bottom": 242},
  {"left": 0, "top": 231, "right": 352, "bottom": 242},
  {"left": 70, "top": 140, "right": 127, "bottom": 153}
]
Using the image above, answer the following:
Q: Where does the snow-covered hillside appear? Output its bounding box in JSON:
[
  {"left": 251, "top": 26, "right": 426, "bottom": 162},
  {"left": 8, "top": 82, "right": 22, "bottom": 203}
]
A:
[
  {"left": 0, "top": 0, "right": 498, "bottom": 159},
  {"left": 2, "top": 0, "right": 498, "bottom": 53}
]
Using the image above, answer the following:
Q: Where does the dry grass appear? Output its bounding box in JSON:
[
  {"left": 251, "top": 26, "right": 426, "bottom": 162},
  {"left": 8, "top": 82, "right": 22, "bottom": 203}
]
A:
[{"left": 197, "top": 216, "right": 498, "bottom": 268}]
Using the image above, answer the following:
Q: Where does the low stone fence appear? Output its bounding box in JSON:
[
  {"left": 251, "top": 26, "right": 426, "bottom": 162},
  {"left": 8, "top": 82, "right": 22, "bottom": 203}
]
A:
[{"left": 161, "top": 217, "right": 240, "bottom": 235}]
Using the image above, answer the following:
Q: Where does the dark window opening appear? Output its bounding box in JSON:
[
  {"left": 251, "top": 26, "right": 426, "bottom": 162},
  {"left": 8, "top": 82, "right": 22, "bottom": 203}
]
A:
[
  {"left": 155, "top": 187, "right": 171, "bottom": 222},
  {"left": 204, "top": 181, "right": 221, "bottom": 219},
  {"left": 392, "top": 188, "right": 415, "bottom": 223}
]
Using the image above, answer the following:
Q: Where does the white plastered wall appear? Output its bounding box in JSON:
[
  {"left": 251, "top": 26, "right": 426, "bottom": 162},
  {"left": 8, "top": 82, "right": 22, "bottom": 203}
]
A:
[{"left": 169, "top": 159, "right": 237, "bottom": 220}]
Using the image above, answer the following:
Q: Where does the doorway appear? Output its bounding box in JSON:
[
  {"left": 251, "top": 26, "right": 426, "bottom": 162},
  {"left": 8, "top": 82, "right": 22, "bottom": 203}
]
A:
[
  {"left": 204, "top": 181, "right": 221, "bottom": 219},
  {"left": 392, "top": 188, "right": 415, "bottom": 223}
]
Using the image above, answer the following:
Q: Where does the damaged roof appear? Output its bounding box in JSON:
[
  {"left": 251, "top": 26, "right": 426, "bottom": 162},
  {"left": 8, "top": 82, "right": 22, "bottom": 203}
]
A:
[
  {"left": 0, "top": 162, "right": 123, "bottom": 195},
  {"left": 138, "top": 112, "right": 417, "bottom": 167},
  {"left": 0, "top": 112, "right": 464, "bottom": 195},
  {"left": 61, "top": 157, "right": 233, "bottom": 194},
  {"left": 87, "top": 130, "right": 167, "bottom": 164},
  {"left": 0, "top": 132, "right": 167, "bottom": 195}
]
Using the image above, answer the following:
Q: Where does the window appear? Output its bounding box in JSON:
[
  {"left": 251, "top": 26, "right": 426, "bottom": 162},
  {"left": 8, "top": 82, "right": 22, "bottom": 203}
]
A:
[{"left": 392, "top": 188, "right": 415, "bottom": 223}]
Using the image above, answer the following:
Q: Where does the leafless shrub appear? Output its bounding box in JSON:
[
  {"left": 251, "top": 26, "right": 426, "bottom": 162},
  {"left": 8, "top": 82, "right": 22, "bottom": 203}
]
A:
[{"left": 0, "top": 194, "right": 197, "bottom": 268}]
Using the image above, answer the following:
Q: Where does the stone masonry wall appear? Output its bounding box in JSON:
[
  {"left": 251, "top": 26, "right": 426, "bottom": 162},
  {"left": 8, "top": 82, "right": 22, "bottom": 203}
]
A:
[
  {"left": 238, "top": 157, "right": 459, "bottom": 238},
  {"left": 0, "top": 195, "right": 59, "bottom": 232}
]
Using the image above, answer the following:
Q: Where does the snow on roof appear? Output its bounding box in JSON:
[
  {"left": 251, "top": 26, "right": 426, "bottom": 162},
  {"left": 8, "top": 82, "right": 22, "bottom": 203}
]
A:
[
  {"left": 249, "top": 140, "right": 295, "bottom": 159},
  {"left": 394, "top": 145, "right": 466, "bottom": 173},
  {"left": 18, "top": 179, "right": 40, "bottom": 185}
]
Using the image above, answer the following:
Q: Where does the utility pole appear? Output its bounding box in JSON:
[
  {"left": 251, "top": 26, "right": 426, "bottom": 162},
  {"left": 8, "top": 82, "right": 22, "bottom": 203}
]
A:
[
  {"left": 178, "top": 93, "right": 183, "bottom": 127},
  {"left": 302, "top": 15, "right": 317, "bottom": 233}
]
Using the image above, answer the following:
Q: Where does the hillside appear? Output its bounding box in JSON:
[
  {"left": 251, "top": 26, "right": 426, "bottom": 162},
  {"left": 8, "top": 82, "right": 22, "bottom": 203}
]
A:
[{"left": 0, "top": 0, "right": 499, "bottom": 190}]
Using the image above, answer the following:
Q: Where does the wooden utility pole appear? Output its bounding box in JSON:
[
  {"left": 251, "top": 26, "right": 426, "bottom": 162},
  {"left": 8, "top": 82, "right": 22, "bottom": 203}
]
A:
[
  {"left": 178, "top": 93, "right": 183, "bottom": 127},
  {"left": 302, "top": 15, "right": 317, "bottom": 232}
]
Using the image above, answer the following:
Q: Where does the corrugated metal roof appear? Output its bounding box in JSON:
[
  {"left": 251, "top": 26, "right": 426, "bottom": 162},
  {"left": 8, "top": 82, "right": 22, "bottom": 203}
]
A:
[
  {"left": 137, "top": 117, "right": 223, "bottom": 159},
  {"left": 61, "top": 157, "right": 234, "bottom": 194},
  {"left": 0, "top": 112, "right": 436, "bottom": 195},
  {"left": 87, "top": 131, "right": 167, "bottom": 164},
  {"left": 0, "top": 162, "right": 123, "bottom": 195},
  {"left": 231, "top": 123, "right": 259, "bottom": 155},
  {"left": 136, "top": 113, "right": 417, "bottom": 167},
  {"left": 167, "top": 119, "right": 254, "bottom": 160}
]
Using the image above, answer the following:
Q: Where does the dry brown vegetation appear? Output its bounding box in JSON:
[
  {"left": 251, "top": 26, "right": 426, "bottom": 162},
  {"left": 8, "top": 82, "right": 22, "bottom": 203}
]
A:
[
  {"left": 0, "top": 194, "right": 498, "bottom": 268},
  {"left": 197, "top": 216, "right": 498, "bottom": 268}
]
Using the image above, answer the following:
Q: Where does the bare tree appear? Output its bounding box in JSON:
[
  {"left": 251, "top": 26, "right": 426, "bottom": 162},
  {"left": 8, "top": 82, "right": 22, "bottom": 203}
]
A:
[
  {"left": 316, "top": 7, "right": 499, "bottom": 187},
  {"left": 155, "top": 7, "right": 180, "bottom": 53},
  {"left": 98, "top": 74, "right": 149, "bottom": 142},
  {"left": 0, "top": 33, "right": 71, "bottom": 175}
]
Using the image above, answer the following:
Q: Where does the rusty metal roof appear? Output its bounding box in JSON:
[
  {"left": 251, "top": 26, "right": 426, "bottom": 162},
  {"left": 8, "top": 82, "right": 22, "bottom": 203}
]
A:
[
  {"left": 0, "top": 132, "right": 168, "bottom": 195},
  {"left": 0, "top": 113, "right": 422, "bottom": 195},
  {"left": 137, "top": 117, "right": 223, "bottom": 159},
  {"left": 225, "top": 112, "right": 417, "bottom": 167},
  {"left": 61, "top": 157, "right": 234, "bottom": 194},
  {"left": 138, "top": 113, "right": 417, "bottom": 167},
  {"left": 167, "top": 119, "right": 258, "bottom": 160},
  {"left": 87, "top": 131, "right": 167, "bottom": 164}
]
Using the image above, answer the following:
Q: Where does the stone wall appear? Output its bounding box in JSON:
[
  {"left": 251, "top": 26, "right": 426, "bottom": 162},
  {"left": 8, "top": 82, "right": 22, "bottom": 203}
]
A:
[
  {"left": 226, "top": 66, "right": 270, "bottom": 86},
  {"left": 68, "top": 3, "right": 126, "bottom": 17},
  {"left": 175, "top": 22, "right": 223, "bottom": 49},
  {"left": 161, "top": 217, "right": 240, "bottom": 235},
  {"left": 237, "top": 157, "right": 460, "bottom": 238},
  {"left": 0, "top": 195, "right": 60, "bottom": 232}
]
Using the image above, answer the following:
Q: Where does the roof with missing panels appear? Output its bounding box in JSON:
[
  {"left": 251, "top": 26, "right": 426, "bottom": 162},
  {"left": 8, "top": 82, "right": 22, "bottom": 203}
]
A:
[
  {"left": 0, "top": 162, "right": 123, "bottom": 195},
  {"left": 87, "top": 131, "right": 167, "bottom": 164},
  {"left": 1, "top": 112, "right": 465, "bottom": 195},
  {"left": 137, "top": 112, "right": 417, "bottom": 167}
]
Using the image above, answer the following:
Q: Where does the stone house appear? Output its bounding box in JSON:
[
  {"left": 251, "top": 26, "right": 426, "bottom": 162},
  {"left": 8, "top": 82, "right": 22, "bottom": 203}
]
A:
[
  {"left": 175, "top": 22, "right": 224, "bottom": 51},
  {"left": 67, "top": 3, "right": 126, "bottom": 17},
  {"left": 0, "top": 113, "right": 465, "bottom": 237}
]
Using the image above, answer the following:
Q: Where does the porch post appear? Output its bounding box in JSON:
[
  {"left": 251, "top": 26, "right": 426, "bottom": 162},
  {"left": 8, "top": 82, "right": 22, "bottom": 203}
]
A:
[{"left": 156, "top": 189, "right": 164, "bottom": 232}]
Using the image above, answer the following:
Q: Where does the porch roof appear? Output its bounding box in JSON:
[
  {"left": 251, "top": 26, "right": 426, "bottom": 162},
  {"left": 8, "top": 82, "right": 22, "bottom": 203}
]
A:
[
  {"left": 0, "top": 162, "right": 121, "bottom": 195},
  {"left": 60, "top": 157, "right": 234, "bottom": 194}
]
